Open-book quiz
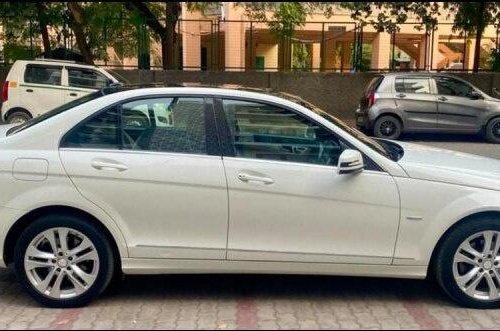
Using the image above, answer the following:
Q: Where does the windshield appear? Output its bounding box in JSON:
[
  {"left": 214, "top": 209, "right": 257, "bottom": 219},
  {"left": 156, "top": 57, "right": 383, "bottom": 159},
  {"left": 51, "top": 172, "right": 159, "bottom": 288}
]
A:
[
  {"left": 279, "top": 93, "right": 401, "bottom": 161},
  {"left": 7, "top": 91, "right": 105, "bottom": 136}
]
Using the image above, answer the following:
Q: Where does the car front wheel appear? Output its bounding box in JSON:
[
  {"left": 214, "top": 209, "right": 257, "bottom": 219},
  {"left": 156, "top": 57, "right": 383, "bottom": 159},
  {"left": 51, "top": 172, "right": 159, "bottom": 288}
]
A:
[
  {"left": 435, "top": 217, "right": 500, "bottom": 308},
  {"left": 14, "top": 214, "right": 115, "bottom": 308},
  {"left": 485, "top": 118, "right": 500, "bottom": 143}
]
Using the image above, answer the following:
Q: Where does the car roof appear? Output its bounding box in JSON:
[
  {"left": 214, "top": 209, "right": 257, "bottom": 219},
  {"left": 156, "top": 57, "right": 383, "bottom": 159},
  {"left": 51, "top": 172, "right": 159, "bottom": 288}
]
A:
[{"left": 14, "top": 59, "right": 99, "bottom": 69}]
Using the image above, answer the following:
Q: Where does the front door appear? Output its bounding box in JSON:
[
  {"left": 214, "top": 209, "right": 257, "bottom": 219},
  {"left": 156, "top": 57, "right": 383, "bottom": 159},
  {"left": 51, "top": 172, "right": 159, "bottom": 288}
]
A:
[
  {"left": 59, "top": 96, "right": 229, "bottom": 260},
  {"left": 218, "top": 98, "right": 400, "bottom": 265},
  {"left": 64, "top": 67, "right": 110, "bottom": 103},
  {"left": 434, "top": 76, "right": 485, "bottom": 132},
  {"left": 394, "top": 76, "right": 437, "bottom": 131}
]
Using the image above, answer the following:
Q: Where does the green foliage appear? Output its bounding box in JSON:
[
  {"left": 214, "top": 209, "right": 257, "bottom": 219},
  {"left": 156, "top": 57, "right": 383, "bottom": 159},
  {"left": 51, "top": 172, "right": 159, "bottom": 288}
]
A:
[
  {"left": 292, "top": 43, "right": 311, "bottom": 71},
  {"left": 490, "top": 48, "right": 500, "bottom": 72}
]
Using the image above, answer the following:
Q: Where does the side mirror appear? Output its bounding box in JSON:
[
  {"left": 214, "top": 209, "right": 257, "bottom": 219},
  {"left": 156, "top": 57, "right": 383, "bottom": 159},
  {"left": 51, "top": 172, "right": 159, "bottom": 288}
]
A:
[
  {"left": 338, "top": 150, "right": 364, "bottom": 175},
  {"left": 470, "top": 91, "right": 483, "bottom": 100}
]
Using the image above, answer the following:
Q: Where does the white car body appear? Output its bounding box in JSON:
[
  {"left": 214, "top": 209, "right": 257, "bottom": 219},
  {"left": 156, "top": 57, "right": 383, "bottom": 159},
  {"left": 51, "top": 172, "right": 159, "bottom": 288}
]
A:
[
  {"left": 1, "top": 59, "right": 119, "bottom": 123},
  {"left": 1, "top": 87, "right": 500, "bottom": 282}
]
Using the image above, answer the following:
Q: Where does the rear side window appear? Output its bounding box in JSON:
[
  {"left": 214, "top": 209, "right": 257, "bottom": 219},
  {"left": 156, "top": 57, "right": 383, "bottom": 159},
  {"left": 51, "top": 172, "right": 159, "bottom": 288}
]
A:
[
  {"left": 395, "top": 77, "right": 431, "bottom": 94},
  {"left": 24, "top": 65, "right": 62, "bottom": 86},
  {"left": 62, "top": 97, "right": 211, "bottom": 155},
  {"left": 364, "top": 76, "right": 383, "bottom": 95},
  {"left": 68, "top": 68, "right": 110, "bottom": 89}
]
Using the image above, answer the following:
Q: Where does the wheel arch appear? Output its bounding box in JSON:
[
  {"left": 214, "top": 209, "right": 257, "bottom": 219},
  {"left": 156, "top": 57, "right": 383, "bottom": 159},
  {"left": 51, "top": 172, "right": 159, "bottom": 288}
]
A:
[
  {"left": 3, "top": 107, "right": 32, "bottom": 122},
  {"left": 3, "top": 205, "right": 122, "bottom": 272},
  {"left": 428, "top": 210, "right": 500, "bottom": 278}
]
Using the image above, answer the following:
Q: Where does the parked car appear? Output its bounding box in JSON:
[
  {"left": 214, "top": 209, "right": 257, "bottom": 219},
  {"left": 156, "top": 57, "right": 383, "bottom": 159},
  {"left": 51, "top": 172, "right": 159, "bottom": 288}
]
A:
[
  {"left": 3, "top": 86, "right": 500, "bottom": 309},
  {"left": 0, "top": 59, "right": 120, "bottom": 124},
  {"left": 355, "top": 73, "right": 500, "bottom": 142}
]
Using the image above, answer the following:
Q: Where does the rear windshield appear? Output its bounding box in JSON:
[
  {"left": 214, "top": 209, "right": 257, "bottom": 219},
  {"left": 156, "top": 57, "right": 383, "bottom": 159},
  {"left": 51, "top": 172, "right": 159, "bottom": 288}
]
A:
[
  {"left": 364, "top": 76, "right": 383, "bottom": 95},
  {"left": 7, "top": 91, "right": 105, "bottom": 136}
]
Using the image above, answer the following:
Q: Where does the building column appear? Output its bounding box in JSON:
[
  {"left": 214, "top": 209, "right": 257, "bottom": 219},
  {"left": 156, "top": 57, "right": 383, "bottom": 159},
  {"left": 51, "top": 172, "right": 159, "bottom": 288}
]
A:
[
  {"left": 311, "top": 43, "right": 321, "bottom": 72},
  {"left": 224, "top": 4, "right": 246, "bottom": 71},
  {"left": 371, "top": 32, "right": 391, "bottom": 70},
  {"left": 182, "top": 4, "right": 201, "bottom": 71},
  {"left": 418, "top": 32, "right": 440, "bottom": 71},
  {"left": 464, "top": 38, "right": 475, "bottom": 70}
]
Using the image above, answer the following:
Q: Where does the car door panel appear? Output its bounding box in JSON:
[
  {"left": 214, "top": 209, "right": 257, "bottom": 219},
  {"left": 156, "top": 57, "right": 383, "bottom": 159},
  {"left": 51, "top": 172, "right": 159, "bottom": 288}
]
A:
[
  {"left": 21, "top": 64, "right": 65, "bottom": 116},
  {"left": 60, "top": 150, "right": 228, "bottom": 260},
  {"left": 224, "top": 158, "right": 400, "bottom": 264},
  {"left": 59, "top": 96, "right": 229, "bottom": 260},
  {"left": 394, "top": 77, "right": 437, "bottom": 131},
  {"left": 218, "top": 98, "right": 401, "bottom": 265}
]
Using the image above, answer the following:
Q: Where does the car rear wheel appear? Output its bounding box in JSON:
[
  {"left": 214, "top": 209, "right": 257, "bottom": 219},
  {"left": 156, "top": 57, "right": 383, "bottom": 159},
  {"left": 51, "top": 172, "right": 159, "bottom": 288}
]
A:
[
  {"left": 14, "top": 214, "right": 114, "bottom": 308},
  {"left": 373, "top": 115, "right": 402, "bottom": 140},
  {"left": 6, "top": 111, "right": 31, "bottom": 125},
  {"left": 485, "top": 118, "right": 500, "bottom": 143},
  {"left": 435, "top": 217, "right": 500, "bottom": 308}
]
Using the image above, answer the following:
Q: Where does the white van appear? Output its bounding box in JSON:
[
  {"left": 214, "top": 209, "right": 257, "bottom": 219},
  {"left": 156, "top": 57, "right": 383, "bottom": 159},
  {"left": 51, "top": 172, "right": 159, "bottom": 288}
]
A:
[{"left": 1, "top": 59, "right": 120, "bottom": 124}]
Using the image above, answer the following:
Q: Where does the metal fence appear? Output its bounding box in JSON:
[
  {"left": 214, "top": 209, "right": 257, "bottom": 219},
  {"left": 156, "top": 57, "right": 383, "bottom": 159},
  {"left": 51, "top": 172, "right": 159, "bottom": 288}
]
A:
[{"left": 1, "top": 15, "right": 499, "bottom": 72}]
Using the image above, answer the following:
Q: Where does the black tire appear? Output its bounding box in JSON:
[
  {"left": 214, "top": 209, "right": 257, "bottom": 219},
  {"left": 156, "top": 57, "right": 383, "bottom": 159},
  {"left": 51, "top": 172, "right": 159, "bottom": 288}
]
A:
[
  {"left": 6, "top": 111, "right": 31, "bottom": 125},
  {"left": 14, "top": 214, "right": 115, "bottom": 308},
  {"left": 373, "top": 115, "right": 402, "bottom": 140},
  {"left": 485, "top": 118, "right": 500, "bottom": 143},
  {"left": 435, "top": 217, "right": 500, "bottom": 309}
]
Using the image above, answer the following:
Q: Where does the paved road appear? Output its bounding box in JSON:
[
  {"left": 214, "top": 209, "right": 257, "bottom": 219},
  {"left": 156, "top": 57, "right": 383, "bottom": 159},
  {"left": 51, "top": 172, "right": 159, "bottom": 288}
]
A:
[{"left": 1, "top": 135, "right": 500, "bottom": 330}]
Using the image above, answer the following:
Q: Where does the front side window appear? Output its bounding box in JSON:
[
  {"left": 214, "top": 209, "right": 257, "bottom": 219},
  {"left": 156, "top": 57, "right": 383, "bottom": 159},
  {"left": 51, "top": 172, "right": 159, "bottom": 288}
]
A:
[
  {"left": 435, "top": 77, "right": 474, "bottom": 97},
  {"left": 62, "top": 97, "right": 208, "bottom": 155},
  {"left": 24, "top": 65, "right": 62, "bottom": 86},
  {"left": 68, "top": 68, "right": 110, "bottom": 89},
  {"left": 395, "top": 77, "right": 431, "bottom": 94},
  {"left": 222, "top": 99, "right": 344, "bottom": 166}
]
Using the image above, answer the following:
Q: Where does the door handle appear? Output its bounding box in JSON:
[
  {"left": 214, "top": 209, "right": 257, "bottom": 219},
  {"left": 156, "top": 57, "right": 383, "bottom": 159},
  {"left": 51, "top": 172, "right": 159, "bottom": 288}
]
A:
[
  {"left": 69, "top": 92, "right": 78, "bottom": 97},
  {"left": 91, "top": 159, "right": 128, "bottom": 172},
  {"left": 238, "top": 173, "right": 274, "bottom": 184},
  {"left": 26, "top": 89, "right": 33, "bottom": 93},
  {"left": 438, "top": 96, "right": 448, "bottom": 102},
  {"left": 396, "top": 93, "right": 406, "bottom": 98}
]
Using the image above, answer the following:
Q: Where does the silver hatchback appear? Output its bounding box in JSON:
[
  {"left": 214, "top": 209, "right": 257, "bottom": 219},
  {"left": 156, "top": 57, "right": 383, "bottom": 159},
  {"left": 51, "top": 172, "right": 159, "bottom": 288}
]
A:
[{"left": 356, "top": 73, "right": 500, "bottom": 143}]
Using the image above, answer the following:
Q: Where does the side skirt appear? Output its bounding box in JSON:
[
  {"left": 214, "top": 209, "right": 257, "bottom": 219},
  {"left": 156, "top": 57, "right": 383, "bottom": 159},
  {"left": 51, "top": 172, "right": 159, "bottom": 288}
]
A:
[{"left": 122, "top": 258, "right": 427, "bottom": 279}]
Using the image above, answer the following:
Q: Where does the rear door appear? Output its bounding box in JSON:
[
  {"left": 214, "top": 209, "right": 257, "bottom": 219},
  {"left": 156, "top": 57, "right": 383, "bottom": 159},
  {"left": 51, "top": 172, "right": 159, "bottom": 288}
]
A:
[
  {"left": 21, "top": 64, "right": 65, "bottom": 116},
  {"left": 394, "top": 76, "right": 437, "bottom": 131},
  {"left": 434, "top": 76, "right": 485, "bottom": 132},
  {"left": 64, "top": 67, "right": 111, "bottom": 103},
  {"left": 59, "top": 96, "right": 229, "bottom": 260}
]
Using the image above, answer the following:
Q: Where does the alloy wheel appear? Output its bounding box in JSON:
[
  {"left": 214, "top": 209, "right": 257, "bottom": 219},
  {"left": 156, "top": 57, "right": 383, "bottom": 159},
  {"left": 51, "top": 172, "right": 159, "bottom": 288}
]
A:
[
  {"left": 379, "top": 120, "right": 396, "bottom": 137},
  {"left": 453, "top": 231, "right": 500, "bottom": 301},
  {"left": 24, "top": 227, "right": 100, "bottom": 300}
]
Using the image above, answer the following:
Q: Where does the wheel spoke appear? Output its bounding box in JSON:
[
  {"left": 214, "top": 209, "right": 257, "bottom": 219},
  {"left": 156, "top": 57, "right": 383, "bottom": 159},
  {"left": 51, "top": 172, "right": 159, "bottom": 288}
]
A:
[
  {"left": 455, "top": 252, "right": 479, "bottom": 266},
  {"left": 464, "top": 271, "right": 484, "bottom": 296},
  {"left": 484, "top": 273, "right": 500, "bottom": 300},
  {"left": 35, "top": 268, "right": 57, "bottom": 294},
  {"left": 72, "top": 250, "right": 98, "bottom": 264},
  {"left": 456, "top": 267, "right": 481, "bottom": 287},
  {"left": 49, "top": 271, "right": 65, "bottom": 298},
  {"left": 66, "top": 272, "right": 87, "bottom": 295},
  {"left": 70, "top": 265, "right": 95, "bottom": 285},
  {"left": 460, "top": 241, "right": 483, "bottom": 259},
  {"left": 57, "top": 229, "right": 70, "bottom": 254},
  {"left": 483, "top": 231, "right": 495, "bottom": 254},
  {"left": 25, "top": 259, "right": 54, "bottom": 271},
  {"left": 43, "top": 230, "right": 59, "bottom": 254},
  {"left": 68, "top": 238, "right": 93, "bottom": 257},
  {"left": 25, "top": 246, "right": 56, "bottom": 261}
]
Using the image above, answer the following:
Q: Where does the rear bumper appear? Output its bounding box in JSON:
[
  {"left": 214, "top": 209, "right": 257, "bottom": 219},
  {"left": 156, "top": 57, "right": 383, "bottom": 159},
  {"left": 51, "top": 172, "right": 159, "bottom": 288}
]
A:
[{"left": 355, "top": 108, "right": 370, "bottom": 129}]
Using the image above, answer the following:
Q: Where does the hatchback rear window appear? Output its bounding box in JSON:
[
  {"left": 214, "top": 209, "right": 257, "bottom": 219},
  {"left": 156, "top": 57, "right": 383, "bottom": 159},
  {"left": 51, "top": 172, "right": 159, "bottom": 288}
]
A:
[
  {"left": 24, "top": 65, "right": 62, "bottom": 86},
  {"left": 364, "top": 76, "right": 383, "bottom": 95}
]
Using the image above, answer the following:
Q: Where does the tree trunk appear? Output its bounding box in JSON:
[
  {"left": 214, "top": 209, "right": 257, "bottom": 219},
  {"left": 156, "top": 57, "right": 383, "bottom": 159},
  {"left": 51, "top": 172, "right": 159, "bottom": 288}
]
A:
[
  {"left": 67, "top": 2, "right": 94, "bottom": 65},
  {"left": 473, "top": 1, "right": 486, "bottom": 73},
  {"left": 36, "top": 3, "right": 51, "bottom": 54},
  {"left": 165, "top": 2, "right": 180, "bottom": 70}
]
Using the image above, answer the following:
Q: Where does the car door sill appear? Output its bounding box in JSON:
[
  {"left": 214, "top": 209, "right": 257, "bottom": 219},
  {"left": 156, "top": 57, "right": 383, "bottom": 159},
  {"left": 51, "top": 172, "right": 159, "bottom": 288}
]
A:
[{"left": 122, "top": 258, "right": 427, "bottom": 279}]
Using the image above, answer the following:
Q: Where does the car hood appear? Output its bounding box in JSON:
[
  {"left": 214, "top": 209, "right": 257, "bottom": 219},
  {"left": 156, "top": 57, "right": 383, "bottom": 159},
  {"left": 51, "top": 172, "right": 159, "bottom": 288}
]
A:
[{"left": 396, "top": 141, "right": 500, "bottom": 191}]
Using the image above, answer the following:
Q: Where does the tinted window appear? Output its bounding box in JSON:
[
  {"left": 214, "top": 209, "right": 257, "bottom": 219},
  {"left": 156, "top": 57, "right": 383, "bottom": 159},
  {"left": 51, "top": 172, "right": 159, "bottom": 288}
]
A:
[
  {"left": 435, "top": 77, "right": 474, "bottom": 97},
  {"left": 121, "top": 98, "right": 207, "bottom": 154},
  {"left": 63, "top": 106, "right": 121, "bottom": 149},
  {"left": 68, "top": 68, "right": 109, "bottom": 89},
  {"left": 223, "top": 99, "right": 344, "bottom": 166},
  {"left": 24, "top": 65, "right": 62, "bottom": 86},
  {"left": 62, "top": 97, "right": 208, "bottom": 155},
  {"left": 365, "top": 76, "right": 383, "bottom": 94},
  {"left": 395, "top": 77, "right": 431, "bottom": 94}
]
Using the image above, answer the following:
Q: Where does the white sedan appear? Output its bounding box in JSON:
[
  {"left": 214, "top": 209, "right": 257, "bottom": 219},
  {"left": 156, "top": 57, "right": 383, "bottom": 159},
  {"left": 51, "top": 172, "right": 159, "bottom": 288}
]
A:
[{"left": 1, "top": 86, "right": 500, "bottom": 309}]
